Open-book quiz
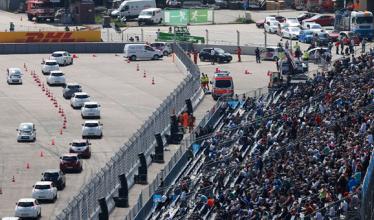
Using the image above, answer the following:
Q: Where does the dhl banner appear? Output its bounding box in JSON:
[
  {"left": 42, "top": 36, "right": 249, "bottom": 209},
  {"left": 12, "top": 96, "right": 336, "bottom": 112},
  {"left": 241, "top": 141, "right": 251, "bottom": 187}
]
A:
[{"left": 0, "top": 31, "right": 101, "bottom": 43}]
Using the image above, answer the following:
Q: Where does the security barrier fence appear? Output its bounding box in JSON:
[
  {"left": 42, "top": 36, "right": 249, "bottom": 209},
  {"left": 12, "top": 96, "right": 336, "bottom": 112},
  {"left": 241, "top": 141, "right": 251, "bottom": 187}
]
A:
[
  {"left": 361, "top": 150, "right": 374, "bottom": 220},
  {"left": 55, "top": 43, "right": 202, "bottom": 220}
]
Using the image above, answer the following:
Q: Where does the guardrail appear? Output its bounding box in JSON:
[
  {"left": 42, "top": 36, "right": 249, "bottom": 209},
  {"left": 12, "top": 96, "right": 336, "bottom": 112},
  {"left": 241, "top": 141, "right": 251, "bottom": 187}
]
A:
[{"left": 55, "top": 43, "right": 202, "bottom": 220}]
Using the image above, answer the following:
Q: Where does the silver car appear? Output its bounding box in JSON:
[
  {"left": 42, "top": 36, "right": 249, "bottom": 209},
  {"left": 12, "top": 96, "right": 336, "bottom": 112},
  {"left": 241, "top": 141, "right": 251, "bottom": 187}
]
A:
[
  {"left": 81, "top": 102, "right": 101, "bottom": 119},
  {"left": 70, "top": 92, "right": 90, "bottom": 109},
  {"left": 17, "top": 123, "right": 36, "bottom": 142}
]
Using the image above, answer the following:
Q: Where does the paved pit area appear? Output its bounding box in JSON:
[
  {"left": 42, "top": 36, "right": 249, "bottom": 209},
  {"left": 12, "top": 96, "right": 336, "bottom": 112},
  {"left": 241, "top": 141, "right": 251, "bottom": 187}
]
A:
[{"left": 0, "top": 54, "right": 185, "bottom": 218}]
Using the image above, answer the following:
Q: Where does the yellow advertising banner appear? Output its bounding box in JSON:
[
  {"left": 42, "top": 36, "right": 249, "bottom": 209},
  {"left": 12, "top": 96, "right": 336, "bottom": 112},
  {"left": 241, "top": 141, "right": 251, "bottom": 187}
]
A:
[{"left": 0, "top": 31, "right": 101, "bottom": 43}]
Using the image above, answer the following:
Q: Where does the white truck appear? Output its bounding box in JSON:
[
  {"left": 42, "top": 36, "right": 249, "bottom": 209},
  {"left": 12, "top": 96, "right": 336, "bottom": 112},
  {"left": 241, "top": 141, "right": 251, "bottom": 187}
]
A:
[
  {"left": 111, "top": 0, "right": 156, "bottom": 20},
  {"left": 138, "top": 8, "right": 163, "bottom": 25}
]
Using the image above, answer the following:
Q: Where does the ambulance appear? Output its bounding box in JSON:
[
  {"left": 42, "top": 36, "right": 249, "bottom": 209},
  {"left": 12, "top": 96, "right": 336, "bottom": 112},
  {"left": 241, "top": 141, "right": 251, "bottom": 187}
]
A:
[{"left": 211, "top": 71, "right": 234, "bottom": 101}]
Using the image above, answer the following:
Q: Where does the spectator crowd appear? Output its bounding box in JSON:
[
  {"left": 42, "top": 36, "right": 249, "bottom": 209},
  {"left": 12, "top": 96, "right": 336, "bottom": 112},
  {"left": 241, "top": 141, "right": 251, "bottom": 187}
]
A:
[{"left": 151, "top": 48, "right": 373, "bottom": 220}]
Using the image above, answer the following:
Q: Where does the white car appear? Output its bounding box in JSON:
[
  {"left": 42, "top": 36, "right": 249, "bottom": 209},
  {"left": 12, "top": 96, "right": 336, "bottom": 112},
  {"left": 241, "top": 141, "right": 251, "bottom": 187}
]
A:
[
  {"left": 50, "top": 51, "right": 73, "bottom": 66},
  {"left": 264, "top": 21, "right": 279, "bottom": 33},
  {"left": 265, "top": 16, "right": 276, "bottom": 23},
  {"left": 47, "top": 70, "right": 66, "bottom": 86},
  {"left": 14, "top": 198, "right": 41, "bottom": 218},
  {"left": 150, "top": 42, "right": 172, "bottom": 56},
  {"left": 276, "top": 22, "right": 289, "bottom": 36},
  {"left": 81, "top": 102, "right": 101, "bottom": 119},
  {"left": 82, "top": 120, "right": 103, "bottom": 139},
  {"left": 32, "top": 181, "right": 58, "bottom": 202},
  {"left": 302, "top": 22, "right": 323, "bottom": 33},
  {"left": 70, "top": 92, "right": 90, "bottom": 109},
  {"left": 285, "top": 18, "right": 300, "bottom": 27},
  {"left": 7, "top": 68, "right": 23, "bottom": 85},
  {"left": 281, "top": 27, "right": 301, "bottom": 39},
  {"left": 17, "top": 123, "right": 36, "bottom": 142},
  {"left": 42, "top": 60, "right": 59, "bottom": 75}
]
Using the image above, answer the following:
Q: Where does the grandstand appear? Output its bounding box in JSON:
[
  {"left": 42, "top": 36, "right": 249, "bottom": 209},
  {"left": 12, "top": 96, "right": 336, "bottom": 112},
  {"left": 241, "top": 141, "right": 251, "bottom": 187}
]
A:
[{"left": 142, "top": 49, "right": 374, "bottom": 219}]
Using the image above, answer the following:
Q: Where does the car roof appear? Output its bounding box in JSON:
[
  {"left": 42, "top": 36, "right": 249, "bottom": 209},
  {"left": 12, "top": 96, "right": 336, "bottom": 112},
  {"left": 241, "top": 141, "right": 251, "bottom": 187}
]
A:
[
  {"left": 44, "top": 169, "right": 60, "bottom": 173},
  {"left": 53, "top": 51, "right": 67, "bottom": 54},
  {"left": 20, "top": 122, "right": 34, "bottom": 126},
  {"left": 18, "top": 198, "right": 36, "bottom": 202},
  {"left": 72, "top": 139, "right": 88, "bottom": 143},
  {"left": 85, "top": 120, "right": 100, "bottom": 124},
  {"left": 74, "top": 92, "right": 88, "bottom": 96},
  {"left": 8, "top": 67, "right": 22, "bottom": 72},
  {"left": 142, "top": 8, "right": 160, "bottom": 12},
  {"left": 84, "top": 101, "right": 98, "bottom": 105},
  {"left": 45, "top": 59, "right": 57, "bottom": 63},
  {"left": 35, "top": 181, "right": 52, "bottom": 185},
  {"left": 67, "top": 82, "right": 80, "bottom": 86},
  {"left": 50, "top": 70, "right": 63, "bottom": 74},
  {"left": 62, "top": 153, "right": 79, "bottom": 157}
]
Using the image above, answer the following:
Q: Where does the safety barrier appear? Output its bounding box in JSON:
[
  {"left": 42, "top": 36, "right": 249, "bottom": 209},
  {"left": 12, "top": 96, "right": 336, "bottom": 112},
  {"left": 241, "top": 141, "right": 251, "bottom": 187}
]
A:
[
  {"left": 55, "top": 43, "right": 202, "bottom": 220},
  {"left": 361, "top": 150, "right": 374, "bottom": 220}
]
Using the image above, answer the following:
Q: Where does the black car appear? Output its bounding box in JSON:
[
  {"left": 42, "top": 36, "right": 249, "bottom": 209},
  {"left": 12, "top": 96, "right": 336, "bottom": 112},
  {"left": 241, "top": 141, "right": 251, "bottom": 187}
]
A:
[
  {"left": 62, "top": 83, "right": 82, "bottom": 99},
  {"left": 313, "top": 32, "right": 330, "bottom": 47},
  {"left": 41, "top": 169, "right": 66, "bottom": 190},
  {"left": 199, "top": 48, "right": 232, "bottom": 63},
  {"left": 297, "top": 12, "right": 317, "bottom": 23}
]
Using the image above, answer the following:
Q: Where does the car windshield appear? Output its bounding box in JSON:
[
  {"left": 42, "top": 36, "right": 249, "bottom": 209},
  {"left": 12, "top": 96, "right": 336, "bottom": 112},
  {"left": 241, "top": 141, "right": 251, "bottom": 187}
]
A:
[
  {"left": 85, "top": 104, "right": 98, "bottom": 108},
  {"left": 348, "top": 32, "right": 357, "bottom": 37},
  {"left": 35, "top": 184, "right": 51, "bottom": 190},
  {"left": 214, "top": 48, "right": 225, "bottom": 54},
  {"left": 269, "top": 21, "right": 278, "bottom": 26},
  {"left": 356, "top": 16, "right": 373, "bottom": 24},
  {"left": 215, "top": 80, "right": 232, "bottom": 88},
  {"left": 290, "top": 27, "right": 299, "bottom": 31},
  {"left": 52, "top": 53, "right": 63, "bottom": 57},
  {"left": 51, "top": 72, "right": 63, "bottom": 77},
  {"left": 62, "top": 156, "right": 77, "bottom": 161},
  {"left": 304, "top": 30, "right": 313, "bottom": 35},
  {"left": 44, "top": 172, "right": 59, "bottom": 179},
  {"left": 10, "top": 74, "right": 21, "bottom": 78},
  {"left": 310, "top": 24, "right": 321, "bottom": 29},
  {"left": 76, "top": 94, "right": 89, "bottom": 99},
  {"left": 319, "top": 33, "right": 329, "bottom": 38},
  {"left": 140, "top": 11, "right": 152, "bottom": 16},
  {"left": 68, "top": 85, "right": 80, "bottom": 90},
  {"left": 85, "top": 123, "right": 99, "bottom": 127},
  {"left": 72, "top": 142, "right": 87, "bottom": 147},
  {"left": 20, "top": 124, "right": 32, "bottom": 132},
  {"left": 17, "top": 202, "right": 34, "bottom": 207},
  {"left": 46, "top": 61, "right": 57, "bottom": 66},
  {"left": 287, "top": 19, "right": 298, "bottom": 23}
]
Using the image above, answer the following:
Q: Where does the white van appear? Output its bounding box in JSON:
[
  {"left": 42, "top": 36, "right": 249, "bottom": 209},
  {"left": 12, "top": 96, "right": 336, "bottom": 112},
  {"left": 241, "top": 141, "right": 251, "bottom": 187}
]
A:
[
  {"left": 124, "top": 44, "right": 163, "bottom": 61},
  {"left": 138, "top": 8, "right": 163, "bottom": 25},
  {"left": 111, "top": 0, "right": 156, "bottom": 20}
]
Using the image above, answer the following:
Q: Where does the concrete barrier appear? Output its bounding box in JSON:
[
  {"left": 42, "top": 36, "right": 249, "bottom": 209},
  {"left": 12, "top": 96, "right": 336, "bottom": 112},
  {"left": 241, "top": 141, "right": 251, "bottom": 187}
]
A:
[{"left": 0, "top": 42, "right": 126, "bottom": 54}]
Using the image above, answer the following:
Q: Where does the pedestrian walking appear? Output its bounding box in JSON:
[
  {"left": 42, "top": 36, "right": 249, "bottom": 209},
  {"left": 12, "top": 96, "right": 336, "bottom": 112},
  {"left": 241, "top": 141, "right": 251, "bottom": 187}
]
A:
[
  {"left": 255, "top": 47, "right": 261, "bottom": 63},
  {"left": 350, "top": 38, "right": 355, "bottom": 54},
  {"left": 211, "top": 49, "right": 216, "bottom": 65},
  {"left": 340, "top": 39, "right": 344, "bottom": 54},
  {"left": 361, "top": 38, "right": 366, "bottom": 53},
  {"left": 335, "top": 41, "right": 340, "bottom": 55},
  {"left": 237, "top": 46, "right": 242, "bottom": 62}
]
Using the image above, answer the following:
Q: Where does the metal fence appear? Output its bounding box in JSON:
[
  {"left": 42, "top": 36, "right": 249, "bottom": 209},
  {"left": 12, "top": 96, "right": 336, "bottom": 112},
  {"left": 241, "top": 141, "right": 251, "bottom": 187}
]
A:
[
  {"left": 55, "top": 43, "right": 202, "bottom": 220},
  {"left": 361, "top": 149, "right": 374, "bottom": 220}
]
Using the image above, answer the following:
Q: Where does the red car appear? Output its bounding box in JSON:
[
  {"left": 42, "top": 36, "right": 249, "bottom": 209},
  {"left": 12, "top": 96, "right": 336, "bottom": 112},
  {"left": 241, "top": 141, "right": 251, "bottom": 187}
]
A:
[
  {"left": 339, "top": 32, "right": 361, "bottom": 46},
  {"left": 59, "top": 153, "right": 83, "bottom": 173},
  {"left": 69, "top": 139, "right": 91, "bottom": 159},
  {"left": 303, "top": 14, "right": 335, "bottom": 26}
]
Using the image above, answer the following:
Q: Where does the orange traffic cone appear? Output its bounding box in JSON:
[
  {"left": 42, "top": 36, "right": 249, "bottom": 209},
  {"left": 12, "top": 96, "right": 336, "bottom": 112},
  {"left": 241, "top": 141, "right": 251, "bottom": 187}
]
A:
[
  {"left": 23, "top": 63, "right": 26, "bottom": 69},
  {"left": 73, "top": 54, "right": 78, "bottom": 58},
  {"left": 127, "top": 59, "right": 130, "bottom": 63},
  {"left": 51, "top": 139, "right": 55, "bottom": 146},
  {"left": 60, "top": 128, "right": 63, "bottom": 135},
  {"left": 40, "top": 151, "right": 44, "bottom": 157},
  {"left": 92, "top": 54, "right": 97, "bottom": 57},
  {"left": 143, "top": 70, "right": 146, "bottom": 78},
  {"left": 136, "top": 64, "right": 140, "bottom": 71},
  {"left": 0, "top": 187, "right": 2, "bottom": 194},
  {"left": 152, "top": 77, "right": 155, "bottom": 85},
  {"left": 26, "top": 163, "right": 30, "bottom": 169},
  {"left": 245, "top": 70, "right": 250, "bottom": 75},
  {"left": 20, "top": 16, "right": 22, "bottom": 21},
  {"left": 63, "top": 123, "right": 67, "bottom": 129},
  {"left": 63, "top": 117, "right": 67, "bottom": 123},
  {"left": 58, "top": 106, "right": 62, "bottom": 113},
  {"left": 12, "top": 176, "right": 15, "bottom": 182}
]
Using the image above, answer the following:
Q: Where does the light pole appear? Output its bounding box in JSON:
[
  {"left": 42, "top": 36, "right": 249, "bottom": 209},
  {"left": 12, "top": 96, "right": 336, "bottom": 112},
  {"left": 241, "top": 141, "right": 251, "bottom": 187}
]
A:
[{"left": 264, "top": 29, "right": 267, "bottom": 48}]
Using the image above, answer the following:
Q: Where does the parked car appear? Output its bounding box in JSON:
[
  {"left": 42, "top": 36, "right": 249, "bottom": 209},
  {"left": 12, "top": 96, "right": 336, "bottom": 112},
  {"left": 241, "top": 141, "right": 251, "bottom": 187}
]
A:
[
  {"left": 42, "top": 60, "right": 59, "bottom": 75},
  {"left": 276, "top": 22, "right": 289, "bottom": 36},
  {"left": 50, "top": 51, "right": 73, "bottom": 66},
  {"left": 273, "top": 15, "right": 286, "bottom": 23},
  {"left": 62, "top": 83, "right": 82, "bottom": 99},
  {"left": 47, "top": 70, "right": 66, "bottom": 86},
  {"left": 32, "top": 181, "right": 58, "bottom": 202},
  {"left": 339, "top": 31, "right": 361, "bottom": 46},
  {"left": 199, "top": 48, "right": 232, "bottom": 63},
  {"left": 59, "top": 153, "right": 83, "bottom": 173},
  {"left": 7, "top": 68, "right": 22, "bottom": 85},
  {"left": 14, "top": 198, "right": 41, "bottom": 219},
  {"left": 313, "top": 32, "right": 330, "bottom": 46},
  {"left": 264, "top": 20, "right": 279, "bottom": 33},
  {"left": 297, "top": 12, "right": 318, "bottom": 23},
  {"left": 16, "top": 122, "right": 36, "bottom": 142},
  {"left": 41, "top": 169, "right": 66, "bottom": 190},
  {"left": 124, "top": 44, "right": 163, "bottom": 61},
  {"left": 281, "top": 27, "right": 301, "bottom": 39},
  {"left": 70, "top": 92, "right": 90, "bottom": 109},
  {"left": 302, "top": 22, "right": 323, "bottom": 33},
  {"left": 69, "top": 139, "right": 92, "bottom": 158},
  {"left": 261, "top": 46, "right": 283, "bottom": 61},
  {"left": 265, "top": 16, "right": 277, "bottom": 23},
  {"left": 82, "top": 120, "right": 103, "bottom": 139},
  {"left": 303, "top": 14, "right": 334, "bottom": 26},
  {"left": 150, "top": 42, "right": 172, "bottom": 56},
  {"left": 214, "top": 0, "right": 228, "bottom": 9},
  {"left": 81, "top": 101, "right": 101, "bottom": 119},
  {"left": 137, "top": 8, "right": 162, "bottom": 25},
  {"left": 303, "top": 47, "right": 331, "bottom": 61},
  {"left": 298, "top": 30, "right": 314, "bottom": 43},
  {"left": 285, "top": 18, "right": 301, "bottom": 27},
  {"left": 256, "top": 19, "right": 265, "bottom": 28}
]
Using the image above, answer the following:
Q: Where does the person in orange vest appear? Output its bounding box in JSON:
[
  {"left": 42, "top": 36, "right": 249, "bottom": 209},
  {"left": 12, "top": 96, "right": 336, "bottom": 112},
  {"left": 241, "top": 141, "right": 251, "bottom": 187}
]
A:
[
  {"left": 182, "top": 111, "right": 189, "bottom": 130},
  {"left": 236, "top": 46, "right": 242, "bottom": 62}
]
